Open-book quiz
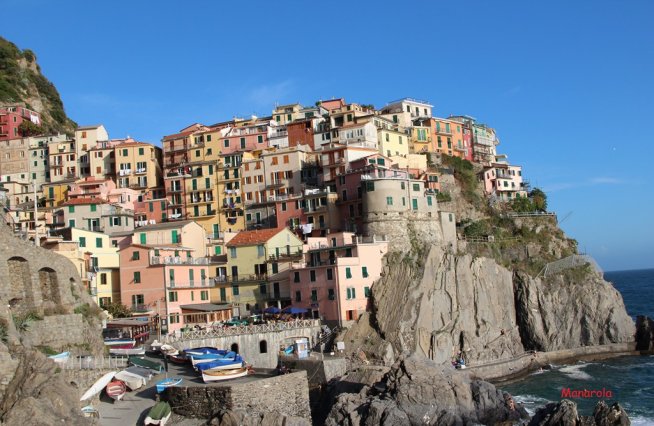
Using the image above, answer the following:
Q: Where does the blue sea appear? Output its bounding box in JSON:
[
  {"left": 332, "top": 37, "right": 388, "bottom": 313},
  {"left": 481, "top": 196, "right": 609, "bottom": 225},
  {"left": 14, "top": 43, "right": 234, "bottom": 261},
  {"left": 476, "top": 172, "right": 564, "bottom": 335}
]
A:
[{"left": 501, "top": 268, "right": 654, "bottom": 425}]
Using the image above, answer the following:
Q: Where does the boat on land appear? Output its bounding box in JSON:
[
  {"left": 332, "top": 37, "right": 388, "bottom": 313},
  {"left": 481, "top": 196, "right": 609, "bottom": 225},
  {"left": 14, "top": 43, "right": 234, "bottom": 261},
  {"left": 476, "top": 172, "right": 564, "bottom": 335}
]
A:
[
  {"left": 103, "top": 338, "right": 136, "bottom": 349},
  {"left": 195, "top": 354, "right": 244, "bottom": 371},
  {"left": 80, "top": 371, "right": 117, "bottom": 401},
  {"left": 114, "top": 370, "right": 147, "bottom": 390},
  {"left": 145, "top": 401, "right": 172, "bottom": 425},
  {"left": 187, "top": 349, "right": 233, "bottom": 366},
  {"left": 168, "top": 353, "right": 189, "bottom": 364},
  {"left": 105, "top": 380, "right": 127, "bottom": 401},
  {"left": 128, "top": 356, "right": 164, "bottom": 372},
  {"left": 109, "top": 346, "right": 146, "bottom": 356},
  {"left": 47, "top": 351, "right": 70, "bottom": 363},
  {"left": 155, "top": 377, "right": 183, "bottom": 393},
  {"left": 201, "top": 366, "right": 249, "bottom": 383}
]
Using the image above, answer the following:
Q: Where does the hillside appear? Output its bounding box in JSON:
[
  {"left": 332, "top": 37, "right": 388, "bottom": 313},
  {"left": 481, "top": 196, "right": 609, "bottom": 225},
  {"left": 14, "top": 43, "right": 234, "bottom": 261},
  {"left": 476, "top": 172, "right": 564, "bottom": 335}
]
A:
[{"left": 0, "top": 36, "right": 76, "bottom": 135}]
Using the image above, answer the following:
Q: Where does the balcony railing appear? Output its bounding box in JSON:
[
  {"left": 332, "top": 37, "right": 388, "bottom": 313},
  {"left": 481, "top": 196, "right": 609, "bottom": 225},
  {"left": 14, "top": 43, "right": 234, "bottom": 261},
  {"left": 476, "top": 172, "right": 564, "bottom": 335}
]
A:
[
  {"left": 151, "top": 256, "right": 209, "bottom": 266},
  {"left": 435, "top": 127, "right": 452, "bottom": 135},
  {"left": 167, "top": 279, "right": 211, "bottom": 288}
]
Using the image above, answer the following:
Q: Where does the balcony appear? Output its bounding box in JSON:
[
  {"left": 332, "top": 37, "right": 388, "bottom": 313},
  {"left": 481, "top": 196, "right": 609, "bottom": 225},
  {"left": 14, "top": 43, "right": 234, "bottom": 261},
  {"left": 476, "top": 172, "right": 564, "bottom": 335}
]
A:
[
  {"left": 207, "top": 232, "right": 224, "bottom": 241},
  {"left": 167, "top": 279, "right": 211, "bottom": 289},
  {"left": 168, "top": 186, "right": 183, "bottom": 193},
  {"left": 131, "top": 304, "right": 152, "bottom": 313},
  {"left": 265, "top": 180, "right": 286, "bottom": 190},
  {"left": 226, "top": 274, "right": 268, "bottom": 283},
  {"left": 302, "top": 204, "right": 327, "bottom": 214},
  {"left": 435, "top": 127, "right": 452, "bottom": 135},
  {"left": 118, "top": 169, "right": 132, "bottom": 176},
  {"left": 267, "top": 249, "right": 304, "bottom": 262},
  {"left": 134, "top": 168, "right": 147, "bottom": 175},
  {"left": 150, "top": 256, "right": 209, "bottom": 266}
]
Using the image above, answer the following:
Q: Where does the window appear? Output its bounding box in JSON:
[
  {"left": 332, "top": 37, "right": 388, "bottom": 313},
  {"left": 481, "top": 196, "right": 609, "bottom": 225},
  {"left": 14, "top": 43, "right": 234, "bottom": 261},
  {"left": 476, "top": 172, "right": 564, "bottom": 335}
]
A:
[
  {"left": 79, "top": 237, "right": 86, "bottom": 247},
  {"left": 365, "top": 181, "right": 374, "bottom": 192},
  {"left": 295, "top": 291, "right": 301, "bottom": 302},
  {"left": 257, "top": 245, "right": 265, "bottom": 257},
  {"left": 311, "top": 289, "right": 318, "bottom": 302},
  {"left": 327, "top": 268, "right": 333, "bottom": 280},
  {"left": 413, "top": 183, "right": 420, "bottom": 191},
  {"left": 310, "top": 270, "right": 316, "bottom": 282},
  {"left": 224, "top": 139, "right": 229, "bottom": 148},
  {"left": 189, "top": 269, "right": 194, "bottom": 285},
  {"left": 96, "top": 238, "right": 103, "bottom": 248},
  {"left": 364, "top": 286, "right": 371, "bottom": 298},
  {"left": 386, "top": 196, "right": 393, "bottom": 206},
  {"left": 138, "top": 147, "right": 144, "bottom": 155},
  {"left": 169, "top": 314, "right": 180, "bottom": 324},
  {"left": 100, "top": 273, "right": 107, "bottom": 284},
  {"left": 345, "top": 267, "right": 352, "bottom": 279},
  {"left": 201, "top": 290, "right": 208, "bottom": 301},
  {"left": 122, "top": 149, "right": 128, "bottom": 156},
  {"left": 232, "top": 285, "right": 239, "bottom": 296},
  {"left": 171, "top": 230, "right": 179, "bottom": 243},
  {"left": 260, "top": 284, "right": 267, "bottom": 294},
  {"left": 131, "top": 294, "right": 144, "bottom": 306},
  {"left": 195, "top": 150, "right": 201, "bottom": 158},
  {"left": 68, "top": 219, "right": 76, "bottom": 228},
  {"left": 259, "top": 340, "right": 268, "bottom": 353},
  {"left": 346, "top": 287, "right": 356, "bottom": 299},
  {"left": 169, "top": 291, "right": 178, "bottom": 302},
  {"left": 132, "top": 251, "right": 140, "bottom": 260},
  {"left": 362, "top": 267, "right": 369, "bottom": 278},
  {"left": 427, "top": 196, "right": 433, "bottom": 206},
  {"left": 90, "top": 204, "right": 96, "bottom": 212},
  {"left": 257, "top": 135, "right": 263, "bottom": 143},
  {"left": 140, "top": 233, "right": 146, "bottom": 244},
  {"left": 412, "top": 199, "right": 418, "bottom": 210},
  {"left": 272, "top": 262, "right": 278, "bottom": 274},
  {"left": 68, "top": 206, "right": 75, "bottom": 213},
  {"left": 328, "top": 288, "right": 335, "bottom": 300},
  {"left": 240, "top": 138, "right": 246, "bottom": 149},
  {"left": 133, "top": 271, "right": 141, "bottom": 283},
  {"left": 230, "top": 247, "right": 237, "bottom": 258}
]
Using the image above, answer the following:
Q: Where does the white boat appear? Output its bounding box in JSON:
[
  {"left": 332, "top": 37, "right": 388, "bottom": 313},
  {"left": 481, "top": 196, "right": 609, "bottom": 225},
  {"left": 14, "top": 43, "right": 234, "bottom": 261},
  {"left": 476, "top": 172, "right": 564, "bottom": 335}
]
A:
[
  {"left": 80, "top": 371, "right": 117, "bottom": 401},
  {"left": 159, "top": 344, "right": 178, "bottom": 356},
  {"left": 201, "top": 367, "right": 249, "bottom": 383},
  {"left": 47, "top": 351, "right": 70, "bottom": 363},
  {"left": 109, "top": 346, "right": 146, "bottom": 356},
  {"left": 114, "top": 370, "right": 147, "bottom": 390}
]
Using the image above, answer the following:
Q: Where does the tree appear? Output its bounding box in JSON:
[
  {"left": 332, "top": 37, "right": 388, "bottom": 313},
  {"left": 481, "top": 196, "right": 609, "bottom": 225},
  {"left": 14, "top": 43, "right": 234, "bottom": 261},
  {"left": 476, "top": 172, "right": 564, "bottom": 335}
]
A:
[
  {"left": 18, "top": 120, "right": 42, "bottom": 137},
  {"left": 529, "top": 188, "right": 547, "bottom": 212},
  {"left": 510, "top": 196, "right": 535, "bottom": 213},
  {"left": 104, "top": 302, "right": 131, "bottom": 318}
]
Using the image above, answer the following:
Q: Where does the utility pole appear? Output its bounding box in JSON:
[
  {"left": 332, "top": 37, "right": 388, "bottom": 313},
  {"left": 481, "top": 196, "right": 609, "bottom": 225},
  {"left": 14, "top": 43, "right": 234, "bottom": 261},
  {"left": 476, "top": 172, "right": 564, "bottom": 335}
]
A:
[{"left": 33, "top": 182, "right": 38, "bottom": 246}]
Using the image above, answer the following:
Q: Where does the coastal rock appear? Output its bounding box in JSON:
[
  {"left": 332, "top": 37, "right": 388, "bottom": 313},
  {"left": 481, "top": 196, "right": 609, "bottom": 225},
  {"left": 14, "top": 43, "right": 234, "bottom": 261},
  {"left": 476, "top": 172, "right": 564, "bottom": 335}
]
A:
[
  {"left": 325, "top": 356, "right": 528, "bottom": 425},
  {"left": 635, "top": 315, "right": 654, "bottom": 351},
  {"left": 514, "top": 270, "right": 635, "bottom": 352},
  {"left": 209, "top": 409, "right": 311, "bottom": 426},
  {"left": 529, "top": 400, "right": 630, "bottom": 426}
]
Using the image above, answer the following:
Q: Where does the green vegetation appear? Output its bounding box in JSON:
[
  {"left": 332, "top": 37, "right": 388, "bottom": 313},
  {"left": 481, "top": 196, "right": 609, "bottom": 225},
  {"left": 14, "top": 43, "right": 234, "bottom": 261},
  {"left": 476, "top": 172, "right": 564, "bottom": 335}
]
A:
[
  {"left": 0, "top": 319, "right": 8, "bottom": 343},
  {"left": 74, "top": 303, "right": 103, "bottom": 320},
  {"left": 436, "top": 191, "right": 452, "bottom": 202},
  {"left": 0, "top": 36, "right": 76, "bottom": 134},
  {"left": 509, "top": 188, "right": 548, "bottom": 213},
  {"left": 37, "top": 345, "right": 58, "bottom": 356},
  {"left": 12, "top": 311, "right": 42, "bottom": 332},
  {"left": 17, "top": 120, "right": 43, "bottom": 136},
  {"left": 441, "top": 154, "right": 481, "bottom": 206},
  {"left": 104, "top": 302, "right": 131, "bottom": 318}
]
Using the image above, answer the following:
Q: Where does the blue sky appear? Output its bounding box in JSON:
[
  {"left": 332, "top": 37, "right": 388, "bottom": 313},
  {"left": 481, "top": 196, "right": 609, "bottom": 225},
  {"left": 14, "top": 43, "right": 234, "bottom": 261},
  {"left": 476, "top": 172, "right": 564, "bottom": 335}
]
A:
[{"left": 3, "top": 0, "right": 653, "bottom": 271}]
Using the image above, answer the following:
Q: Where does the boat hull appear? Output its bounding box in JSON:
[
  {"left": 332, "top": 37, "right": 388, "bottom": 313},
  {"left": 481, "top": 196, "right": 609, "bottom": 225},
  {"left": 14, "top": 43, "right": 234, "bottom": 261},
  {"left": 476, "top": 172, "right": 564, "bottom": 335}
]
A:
[
  {"left": 155, "top": 377, "right": 183, "bottom": 393},
  {"left": 106, "top": 380, "right": 127, "bottom": 401},
  {"left": 104, "top": 339, "right": 136, "bottom": 349},
  {"left": 201, "top": 367, "right": 248, "bottom": 383},
  {"left": 195, "top": 356, "right": 243, "bottom": 371},
  {"left": 109, "top": 347, "right": 146, "bottom": 356}
]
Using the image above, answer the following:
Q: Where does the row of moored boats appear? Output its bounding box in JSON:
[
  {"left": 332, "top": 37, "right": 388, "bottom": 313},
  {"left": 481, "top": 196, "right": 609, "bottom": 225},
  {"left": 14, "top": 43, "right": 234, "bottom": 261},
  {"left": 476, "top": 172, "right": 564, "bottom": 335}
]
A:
[{"left": 160, "top": 344, "right": 254, "bottom": 383}]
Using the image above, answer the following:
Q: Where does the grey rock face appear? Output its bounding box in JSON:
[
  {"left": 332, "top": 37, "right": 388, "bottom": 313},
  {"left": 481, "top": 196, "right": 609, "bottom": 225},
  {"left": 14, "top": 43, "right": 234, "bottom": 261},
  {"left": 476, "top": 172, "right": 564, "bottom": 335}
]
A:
[
  {"left": 325, "top": 356, "right": 528, "bottom": 426},
  {"left": 529, "top": 400, "right": 630, "bottom": 426},
  {"left": 635, "top": 315, "right": 654, "bottom": 351},
  {"left": 514, "top": 271, "right": 635, "bottom": 352}
]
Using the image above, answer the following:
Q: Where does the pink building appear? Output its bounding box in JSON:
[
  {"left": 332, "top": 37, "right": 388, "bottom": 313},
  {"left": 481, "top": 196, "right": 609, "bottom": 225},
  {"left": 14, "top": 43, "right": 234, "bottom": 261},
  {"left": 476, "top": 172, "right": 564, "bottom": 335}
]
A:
[
  {"left": 118, "top": 244, "right": 227, "bottom": 332},
  {"left": 0, "top": 106, "right": 41, "bottom": 141},
  {"left": 68, "top": 177, "right": 139, "bottom": 210},
  {"left": 480, "top": 156, "right": 526, "bottom": 201},
  {"left": 289, "top": 232, "right": 388, "bottom": 326},
  {"left": 220, "top": 121, "right": 271, "bottom": 155}
]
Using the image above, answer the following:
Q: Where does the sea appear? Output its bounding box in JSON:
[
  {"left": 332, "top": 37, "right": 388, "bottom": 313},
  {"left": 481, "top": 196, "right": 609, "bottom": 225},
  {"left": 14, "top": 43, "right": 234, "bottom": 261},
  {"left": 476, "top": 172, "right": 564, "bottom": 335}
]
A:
[{"left": 501, "top": 268, "right": 654, "bottom": 425}]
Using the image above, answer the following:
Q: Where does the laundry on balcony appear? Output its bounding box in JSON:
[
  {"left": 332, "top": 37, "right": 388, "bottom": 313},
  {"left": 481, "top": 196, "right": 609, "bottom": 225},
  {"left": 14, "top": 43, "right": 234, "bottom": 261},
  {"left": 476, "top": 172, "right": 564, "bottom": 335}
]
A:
[{"left": 299, "top": 223, "right": 313, "bottom": 234}]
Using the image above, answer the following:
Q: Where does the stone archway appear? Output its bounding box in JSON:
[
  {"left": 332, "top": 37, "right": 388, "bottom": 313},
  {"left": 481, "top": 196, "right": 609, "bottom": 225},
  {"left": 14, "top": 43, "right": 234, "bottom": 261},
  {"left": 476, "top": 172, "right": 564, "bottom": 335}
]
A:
[
  {"left": 7, "top": 257, "right": 34, "bottom": 312},
  {"left": 230, "top": 342, "right": 239, "bottom": 354},
  {"left": 38, "top": 267, "right": 63, "bottom": 307}
]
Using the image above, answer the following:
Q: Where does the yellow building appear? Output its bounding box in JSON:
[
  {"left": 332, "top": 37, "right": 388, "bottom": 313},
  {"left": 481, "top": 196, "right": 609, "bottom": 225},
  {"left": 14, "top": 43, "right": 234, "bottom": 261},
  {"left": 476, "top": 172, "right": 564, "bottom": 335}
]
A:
[
  {"left": 410, "top": 123, "right": 431, "bottom": 154},
  {"left": 42, "top": 180, "right": 72, "bottom": 208},
  {"left": 377, "top": 128, "right": 409, "bottom": 159},
  {"left": 46, "top": 227, "right": 121, "bottom": 307},
  {"left": 216, "top": 228, "right": 303, "bottom": 316},
  {"left": 114, "top": 142, "right": 163, "bottom": 193},
  {"left": 48, "top": 136, "right": 77, "bottom": 182},
  {"left": 216, "top": 152, "right": 254, "bottom": 233},
  {"left": 272, "top": 103, "right": 303, "bottom": 125}
]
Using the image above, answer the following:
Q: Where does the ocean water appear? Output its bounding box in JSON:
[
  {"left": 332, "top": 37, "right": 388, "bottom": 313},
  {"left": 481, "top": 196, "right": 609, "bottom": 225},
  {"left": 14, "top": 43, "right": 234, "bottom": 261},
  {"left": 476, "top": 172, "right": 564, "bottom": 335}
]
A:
[{"left": 501, "top": 268, "right": 654, "bottom": 425}]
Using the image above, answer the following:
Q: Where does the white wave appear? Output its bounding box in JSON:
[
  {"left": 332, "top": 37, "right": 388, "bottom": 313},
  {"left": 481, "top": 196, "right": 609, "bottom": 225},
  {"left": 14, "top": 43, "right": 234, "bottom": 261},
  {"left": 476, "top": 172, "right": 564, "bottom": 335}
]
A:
[
  {"left": 559, "top": 364, "right": 593, "bottom": 380},
  {"left": 629, "top": 416, "right": 654, "bottom": 426},
  {"left": 512, "top": 394, "right": 552, "bottom": 416}
]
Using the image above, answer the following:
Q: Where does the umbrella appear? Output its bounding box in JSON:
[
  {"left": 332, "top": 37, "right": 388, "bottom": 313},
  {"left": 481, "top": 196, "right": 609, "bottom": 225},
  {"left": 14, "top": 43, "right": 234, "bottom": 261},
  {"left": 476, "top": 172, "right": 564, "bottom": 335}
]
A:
[
  {"left": 264, "top": 306, "right": 281, "bottom": 314},
  {"left": 282, "top": 306, "right": 308, "bottom": 314}
]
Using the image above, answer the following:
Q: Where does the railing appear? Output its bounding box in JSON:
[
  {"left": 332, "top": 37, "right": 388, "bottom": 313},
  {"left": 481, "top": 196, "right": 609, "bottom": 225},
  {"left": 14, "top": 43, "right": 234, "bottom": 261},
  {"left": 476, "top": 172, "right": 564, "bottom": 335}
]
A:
[
  {"left": 59, "top": 356, "right": 129, "bottom": 370},
  {"left": 435, "top": 127, "right": 452, "bottom": 135},
  {"left": 167, "top": 280, "right": 210, "bottom": 288},
  {"left": 269, "top": 131, "right": 288, "bottom": 138},
  {"left": 504, "top": 211, "right": 557, "bottom": 218},
  {"left": 164, "top": 319, "right": 321, "bottom": 343},
  {"left": 207, "top": 232, "right": 225, "bottom": 240},
  {"left": 150, "top": 256, "right": 209, "bottom": 265}
]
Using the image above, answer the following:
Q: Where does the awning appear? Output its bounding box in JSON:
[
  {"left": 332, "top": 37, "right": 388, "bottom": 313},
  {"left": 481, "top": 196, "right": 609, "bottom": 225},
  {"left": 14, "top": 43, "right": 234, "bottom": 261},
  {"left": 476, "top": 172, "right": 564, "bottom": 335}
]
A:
[{"left": 179, "top": 303, "right": 231, "bottom": 312}]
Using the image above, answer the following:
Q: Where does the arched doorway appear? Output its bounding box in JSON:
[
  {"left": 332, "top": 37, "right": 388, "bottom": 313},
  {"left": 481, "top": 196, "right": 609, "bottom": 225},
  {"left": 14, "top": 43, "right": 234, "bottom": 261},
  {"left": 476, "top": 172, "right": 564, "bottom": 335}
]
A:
[
  {"left": 38, "top": 267, "right": 62, "bottom": 306},
  {"left": 7, "top": 257, "right": 34, "bottom": 311},
  {"left": 230, "top": 343, "right": 239, "bottom": 354}
]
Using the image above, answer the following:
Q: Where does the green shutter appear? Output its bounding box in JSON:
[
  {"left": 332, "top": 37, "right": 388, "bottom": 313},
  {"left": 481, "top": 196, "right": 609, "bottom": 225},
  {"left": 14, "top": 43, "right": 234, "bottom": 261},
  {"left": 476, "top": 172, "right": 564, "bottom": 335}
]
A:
[
  {"left": 79, "top": 237, "right": 86, "bottom": 248},
  {"left": 362, "top": 266, "right": 368, "bottom": 278},
  {"left": 171, "top": 230, "right": 178, "bottom": 243},
  {"left": 140, "top": 233, "right": 146, "bottom": 244},
  {"left": 346, "top": 267, "right": 352, "bottom": 279}
]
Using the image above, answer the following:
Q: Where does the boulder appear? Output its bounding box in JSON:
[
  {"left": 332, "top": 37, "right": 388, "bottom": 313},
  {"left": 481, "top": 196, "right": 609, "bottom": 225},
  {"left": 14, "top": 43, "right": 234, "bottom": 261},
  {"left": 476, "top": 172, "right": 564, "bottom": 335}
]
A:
[
  {"left": 529, "top": 400, "right": 630, "bottom": 426},
  {"left": 635, "top": 315, "right": 654, "bottom": 351}
]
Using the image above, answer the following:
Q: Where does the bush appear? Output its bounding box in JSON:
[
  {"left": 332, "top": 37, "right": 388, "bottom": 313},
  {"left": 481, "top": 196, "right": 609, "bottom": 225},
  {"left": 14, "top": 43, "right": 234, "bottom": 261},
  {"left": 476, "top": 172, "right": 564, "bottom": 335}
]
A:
[
  {"left": 510, "top": 196, "right": 536, "bottom": 213},
  {"left": 530, "top": 188, "right": 547, "bottom": 212},
  {"left": 436, "top": 191, "right": 452, "bottom": 202},
  {"left": 12, "top": 311, "right": 42, "bottom": 332},
  {"left": 104, "top": 302, "right": 131, "bottom": 318}
]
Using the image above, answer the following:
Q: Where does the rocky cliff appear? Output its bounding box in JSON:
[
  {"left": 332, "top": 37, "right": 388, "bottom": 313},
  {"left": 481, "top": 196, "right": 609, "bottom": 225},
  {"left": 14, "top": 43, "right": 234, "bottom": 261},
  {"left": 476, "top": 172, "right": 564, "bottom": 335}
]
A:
[
  {"left": 0, "top": 222, "right": 104, "bottom": 425},
  {"left": 0, "top": 36, "right": 76, "bottom": 135}
]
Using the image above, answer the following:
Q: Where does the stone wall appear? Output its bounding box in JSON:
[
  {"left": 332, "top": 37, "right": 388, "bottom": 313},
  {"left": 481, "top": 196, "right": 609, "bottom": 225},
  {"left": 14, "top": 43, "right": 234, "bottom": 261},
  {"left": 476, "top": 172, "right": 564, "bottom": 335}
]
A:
[
  {"left": 20, "top": 314, "right": 88, "bottom": 349},
  {"left": 363, "top": 212, "right": 444, "bottom": 253},
  {"left": 173, "top": 324, "right": 322, "bottom": 368},
  {"left": 167, "top": 371, "right": 311, "bottom": 421},
  {"left": 279, "top": 355, "right": 347, "bottom": 386}
]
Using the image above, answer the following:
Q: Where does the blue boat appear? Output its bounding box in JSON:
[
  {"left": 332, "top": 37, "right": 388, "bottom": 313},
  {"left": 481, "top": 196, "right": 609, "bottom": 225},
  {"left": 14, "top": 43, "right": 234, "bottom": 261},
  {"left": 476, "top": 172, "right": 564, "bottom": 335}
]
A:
[
  {"left": 195, "top": 354, "right": 244, "bottom": 371},
  {"left": 186, "top": 349, "right": 234, "bottom": 366},
  {"left": 184, "top": 347, "right": 228, "bottom": 358},
  {"left": 155, "top": 377, "right": 182, "bottom": 393}
]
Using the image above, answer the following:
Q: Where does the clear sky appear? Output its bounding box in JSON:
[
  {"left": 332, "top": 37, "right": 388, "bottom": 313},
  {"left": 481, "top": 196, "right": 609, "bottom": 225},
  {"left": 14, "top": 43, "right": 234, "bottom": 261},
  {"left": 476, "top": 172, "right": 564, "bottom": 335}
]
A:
[{"left": 3, "top": 0, "right": 653, "bottom": 271}]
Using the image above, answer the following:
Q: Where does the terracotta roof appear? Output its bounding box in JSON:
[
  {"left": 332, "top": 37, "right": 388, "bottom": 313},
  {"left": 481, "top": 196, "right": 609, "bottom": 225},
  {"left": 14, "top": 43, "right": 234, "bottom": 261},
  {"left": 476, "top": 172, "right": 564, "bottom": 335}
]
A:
[
  {"left": 162, "top": 130, "right": 193, "bottom": 142},
  {"left": 226, "top": 228, "right": 285, "bottom": 247},
  {"left": 61, "top": 197, "right": 107, "bottom": 206}
]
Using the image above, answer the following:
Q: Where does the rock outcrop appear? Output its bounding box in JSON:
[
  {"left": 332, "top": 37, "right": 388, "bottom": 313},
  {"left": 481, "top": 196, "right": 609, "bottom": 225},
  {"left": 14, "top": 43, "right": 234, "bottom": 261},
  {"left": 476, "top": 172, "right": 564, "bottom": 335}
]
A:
[
  {"left": 209, "top": 410, "right": 311, "bottom": 426},
  {"left": 529, "top": 400, "right": 630, "bottom": 426},
  {"left": 635, "top": 315, "right": 654, "bottom": 351},
  {"left": 326, "top": 356, "right": 529, "bottom": 426}
]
